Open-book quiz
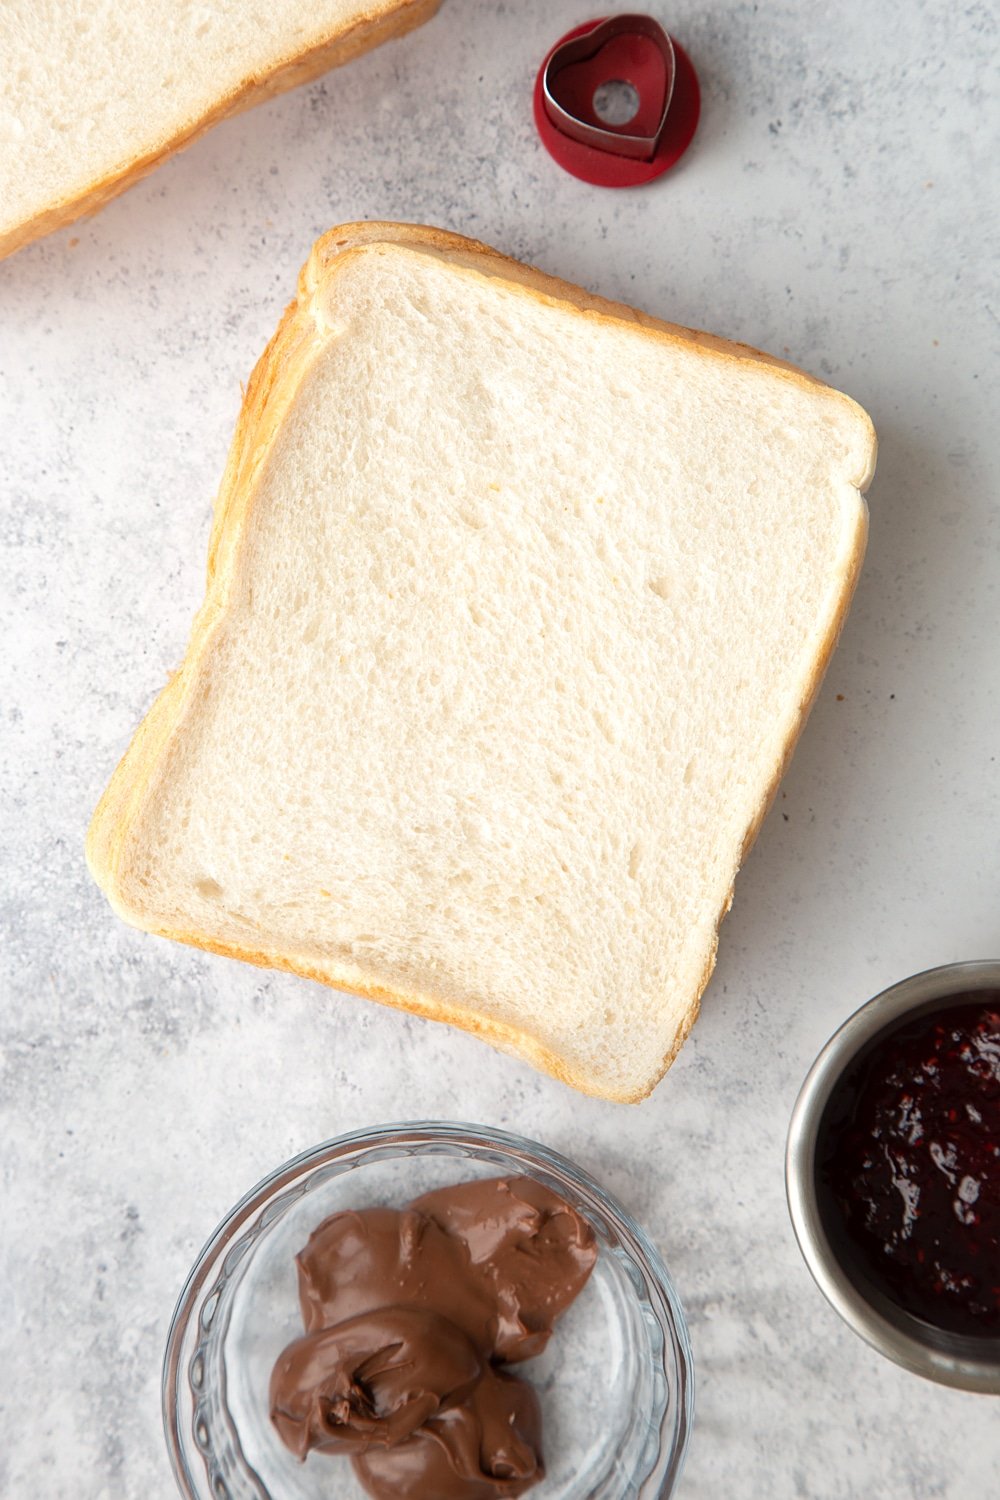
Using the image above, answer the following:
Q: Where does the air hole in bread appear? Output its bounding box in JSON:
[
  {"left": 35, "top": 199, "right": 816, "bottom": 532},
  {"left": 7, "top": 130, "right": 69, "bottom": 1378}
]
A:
[{"left": 593, "top": 708, "right": 616, "bottom": 744}]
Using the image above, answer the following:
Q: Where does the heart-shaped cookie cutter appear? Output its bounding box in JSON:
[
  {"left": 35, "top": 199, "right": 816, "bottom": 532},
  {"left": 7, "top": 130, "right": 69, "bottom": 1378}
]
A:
[{"left": 542, "top": 13, "right": 676, "bottom": 162}]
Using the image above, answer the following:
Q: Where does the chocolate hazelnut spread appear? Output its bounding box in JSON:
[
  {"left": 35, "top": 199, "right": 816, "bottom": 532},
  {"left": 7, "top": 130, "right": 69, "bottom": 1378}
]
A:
[
  {"left": 269, "top": 1176, "right": 597, "bottom": 1499},
  {"left": 354, "top": 1366, "right": 543, "bottom": 1500}
]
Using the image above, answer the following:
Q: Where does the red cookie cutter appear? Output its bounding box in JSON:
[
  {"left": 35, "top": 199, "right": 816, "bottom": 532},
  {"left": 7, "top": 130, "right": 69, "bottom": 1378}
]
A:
[{"left": 534, "top": 14, "right": 700, "bottom": 187}]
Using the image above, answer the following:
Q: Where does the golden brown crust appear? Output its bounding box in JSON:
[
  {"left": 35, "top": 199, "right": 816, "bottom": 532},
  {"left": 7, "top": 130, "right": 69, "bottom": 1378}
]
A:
[
  {"left": 0, "top": 1, "right": 442, "bottom": 262},
  {"left": 305, "top": 224, "right": 877, "bottom": 475},
  {"left": 632, "top": 497, "right": 871, "bottom": 1103},
  {"left": 86, "top": 222, "right": 877, "bottom": 1103}
]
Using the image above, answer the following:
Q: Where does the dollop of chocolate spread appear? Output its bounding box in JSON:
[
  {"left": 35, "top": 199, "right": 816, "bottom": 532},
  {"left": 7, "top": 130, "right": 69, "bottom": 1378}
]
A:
[
  {"left": 269, "top": 1176, "right": 597, "bottom": 1499},
  {"left": 354, "top": 1367, "right": 543, "bottom": 1500},
  {"left": 270, "top": 1307, "right": 483, "bottom": 1458}
]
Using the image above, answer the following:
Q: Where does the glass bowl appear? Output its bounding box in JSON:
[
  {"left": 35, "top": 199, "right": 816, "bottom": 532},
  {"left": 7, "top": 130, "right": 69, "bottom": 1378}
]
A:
[
  {"left": 164, "top": 1122, "right": 694, "bottom": 1499},
  {"left": 786, "top": 960, "right": 1000, "bottom": 1393}
]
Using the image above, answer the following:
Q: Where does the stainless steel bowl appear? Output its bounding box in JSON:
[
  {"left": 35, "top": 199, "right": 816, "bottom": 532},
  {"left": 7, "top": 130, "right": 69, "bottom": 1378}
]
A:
[{"left": 786, "top": 961, "right": 1000, "bottom": 1393}]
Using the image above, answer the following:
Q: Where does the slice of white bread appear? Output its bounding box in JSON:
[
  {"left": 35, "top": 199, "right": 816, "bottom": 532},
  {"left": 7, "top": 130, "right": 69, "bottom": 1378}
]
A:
[
  {"left": 0, "top": 1, "right": 440, "bottom": 260},
  {"left": 86, "top": 223, "right": 876, "bottom": 1102}
]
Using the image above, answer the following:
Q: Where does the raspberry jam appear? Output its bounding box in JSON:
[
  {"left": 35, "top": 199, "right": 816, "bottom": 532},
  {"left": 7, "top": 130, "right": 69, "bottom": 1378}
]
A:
[{"left": 817, "top": 995, "right": 1000, "bottom": 1336}]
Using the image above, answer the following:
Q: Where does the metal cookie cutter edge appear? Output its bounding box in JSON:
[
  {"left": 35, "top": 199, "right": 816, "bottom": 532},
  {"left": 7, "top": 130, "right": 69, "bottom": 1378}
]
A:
[{"left": 542, "top": 14, "right": 676, "bottom": 163}]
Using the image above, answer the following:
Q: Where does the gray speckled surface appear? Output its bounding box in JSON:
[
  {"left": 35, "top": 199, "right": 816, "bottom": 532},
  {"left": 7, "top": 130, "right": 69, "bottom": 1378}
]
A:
[{"left": 2, "top": 2, "right": 999, "bottom": 1496}]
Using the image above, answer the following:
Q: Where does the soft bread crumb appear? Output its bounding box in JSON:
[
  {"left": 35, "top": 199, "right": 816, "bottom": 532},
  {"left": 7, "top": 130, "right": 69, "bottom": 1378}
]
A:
[
  {"left": 87, "top": 225, "right": 876, "bottom": 1102},
  {"left": 0, "top": 1, "right": 441, "bottom": 257}
]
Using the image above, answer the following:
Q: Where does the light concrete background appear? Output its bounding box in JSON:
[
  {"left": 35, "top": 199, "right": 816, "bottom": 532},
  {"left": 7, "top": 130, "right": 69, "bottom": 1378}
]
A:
[{"left": 2, "top": 1, "right": 998, "bottom": 1495}]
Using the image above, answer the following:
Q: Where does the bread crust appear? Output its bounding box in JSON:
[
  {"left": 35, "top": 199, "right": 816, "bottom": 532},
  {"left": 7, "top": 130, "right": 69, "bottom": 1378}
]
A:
[
  {"left": 0, "top": 2, "right": 441, "bottom": 262},
  {"left": 86, "top": 222, "right": 876, "bottom": 1102}
]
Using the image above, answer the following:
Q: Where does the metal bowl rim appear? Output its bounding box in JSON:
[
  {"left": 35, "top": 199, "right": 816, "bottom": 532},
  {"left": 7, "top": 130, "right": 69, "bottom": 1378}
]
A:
[{"left": 785, "top": 960, "right": 1000, "bottom": 1393}]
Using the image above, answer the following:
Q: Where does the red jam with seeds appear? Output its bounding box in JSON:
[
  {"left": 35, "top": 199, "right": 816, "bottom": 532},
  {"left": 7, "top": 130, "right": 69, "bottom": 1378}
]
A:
[{"left": 818, "top": 995, "right": 1000, "bottom": 1336}]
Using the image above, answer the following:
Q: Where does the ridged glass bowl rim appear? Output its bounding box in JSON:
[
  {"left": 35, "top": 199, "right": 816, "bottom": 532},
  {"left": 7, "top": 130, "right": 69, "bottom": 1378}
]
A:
[{"left": 163, "top": 1120, "right": 694, "bottom": 1499}]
